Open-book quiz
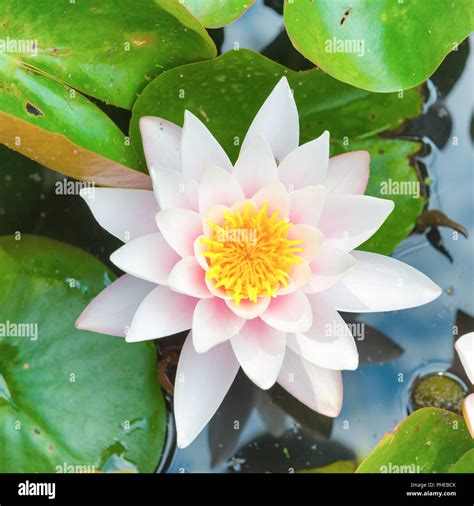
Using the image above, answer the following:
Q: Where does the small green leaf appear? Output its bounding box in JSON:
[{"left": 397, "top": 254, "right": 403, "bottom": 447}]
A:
[
  {"left": 300, "top": 461, "right": 355, "bottom": 473},
  {"left": 449, "top": 448, "right": 474, "bottom": 473},
  {"left": 356, "top": 408, "right": 474, "bottom": 473},
  {"left": 182, "top": 0, "right": 255, "bottom": 28},
  {"left": 284, "top": 0, "right": 473, "bottom": 92},
  {"left": 0, "top": 235, "right": 166, "bottom": 472},
  {"left": 131, "top": 49, "right": 423, "bottom": 254}
]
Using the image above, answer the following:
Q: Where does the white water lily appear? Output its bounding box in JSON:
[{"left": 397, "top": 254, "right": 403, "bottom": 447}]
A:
[
  {"left": 455, "top": 332, "right": 473, "bottom": 438},
  {"left": 76, "top": 77, "right": 441, "bottom": 448}
]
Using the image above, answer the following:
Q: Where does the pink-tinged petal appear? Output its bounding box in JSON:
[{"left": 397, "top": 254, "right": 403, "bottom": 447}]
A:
[
  {"left": 127, "top": 286, "right": 198, "bottom": 342},
  {"left": 202, "top": 204, "right": 231, "bottom": 237},
  {"left": 318, "top": 194, "right": 394, "bottom": 252},
  {"left": 287, "top": 294, "right": 358, "bottom": 370},
  {"left": 233, "top": 135, "right": 278, "bottom": 197},
  {"left": 110, "top": 233, "right": 179, "bottom": 285},
  {"left": 462, "top": 394, "right": 474, "bottom": 439},
  {"left": 251, "top": 181, "right": 290, "bottom": 220},
  {"left": 181, "top": 111, "right": 232, "bottom": 181},
  {"left": 75, "top": 275, "right": 155, "bottom": 337},
  {"left": 80, "top": 188, "right": 158, "bottom": 242},
  {"left": 205, "top": 278, "right": 232, "bottom": 300},
  {"left": 155, "top": 208, "right": 203, "bottom": 258},
  {"left": 277, "top": 261, "right": 312, "bottom": 296},
  {"left": 255, "top": 391, "right": 288, "bottom": 438},
  {"left": 325, "top": 151, "right": 370, "bottom": 195},
  {"left": 192, "top": 297, "right": 245, "bottom": 353},
  {"left": 289, "top": 185, "right": 327, "bottom": 226},
  {"left": 175, "top": 334, "right": 239, "bottom": 448},
  {"left": 455, "top": 332, "right": 474, "bottom": 384},
  {"left": 168, "top": 257, "right": 212, "bottom": 299},
  {"left": 304, "top": 245, "right": 357, "bottom": 293},
  {"left": 242, "top": 77, "right": 299, "bottom": 163},
  {"left": 287, "top": 224, "right": 324, "bottom": 262},
  {"left": 225, "top": 297, "right": 271, "bottom": 320},
  {"left": 139, "top": 116, "right": 182, "bottom": 172},
  {"left": 198, "top": 165, "right": 245, "bottom": 215},
  {"left": 279, "top": 131, "right": 329, "bottom": 189},
  {"left": 231, "top": 319, "right": 286, "bottom": 389},
  {"left": 277, "top": 348, "right": 343, "bottom": 417},
  {"left": 150, "top": 166, "right": 198, "bottom": 211},
  {"left": 261, "top": 290, "right": 312, "bottom": 333},
  {"left": 289, "top": 185, "right": 327, "bottom": 227},
  {"left": 194, "top": 235, "right": 209, "bottom": 271},
  {"left": 321, "top": 251, "right": 442, "bottom": 313}
]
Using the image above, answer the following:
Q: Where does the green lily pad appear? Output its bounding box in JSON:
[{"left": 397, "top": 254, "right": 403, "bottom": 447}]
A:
[
  {"left": 0, "top": 235, "right": 166, "bottom": 472},
  {"left": 0, "top": 0, "right": 216, "bottom": 109},
  {"left": 284, "top": 0, "right": 473, "bottom": 92},
  {"left": 182, "top": 0, "right": 256, "bottom": 28},
  {"left": 130, "top": 49, "right": 423, "bottom": 254},
  {"left": 333, "top": 138, "right": 425, "bottom": 255},
  {"left": 356, "top": 408, "right": 474, "bottom": 473}
]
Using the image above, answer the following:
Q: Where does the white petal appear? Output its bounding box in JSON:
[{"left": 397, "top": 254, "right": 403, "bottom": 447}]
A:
[
  {"left": 287, "top": 294, "right": 358, "bottom": 370},
  {"left": 181, "top": 111, "right": 232, "bottom": 181},
  {"left": 110, "top": 233, "right": 179, "bottom": 284},
  {"left": 194, "top": 235, "right": 209, "bottom": 271},
  {"left": 277, "top": 261, "right": 312, "bottom": 296},
  {"left": 277, "top": 348, "right": 343, "bottom": 417},
  {"left": 455, "top": 332, "right": 474, "bottom": 384},
  {"left": 279, "top": 131, "right": 329, "bottom": 189},
  {"left": 81, "top": 188, "right": 158, "bottom": 242},
  {"left": 233, "top": 134, "right": 278, "bottom": 197},
  {"left": 198, "top": 165, "right": 244, "bottom": 215},
  {"left": 261, "top": 290, "right": 312, "bottom": 333},
  {"left": 325, "top": 151, "right": 370, "bottom": 195},
  {"left": 168, "top": 257, "right": 212, "bottom": 299},
  {"left": 304, "top": 245, "right": 357, "bottom": 293},
  {"left": 462, "top": 394, "right": 474, "bottom": 439},
  {"left": 322, "top": 251, "right": 442, "bottom": 312},
  {"left": 318, "top": 194, "right": 394, "bottom": 252},
  {"left": 127, "top": 286, "right": 198, "bottom": 342},
  {"left": 242, "top": 77, "right": 299, "bottom": 163},
  {"left": 139, "top": 116, "right": 182, "bottom": 172},
  {"left": 225, "top": 297, "right": 271, "bottom": 320},
  {"left": 155, "top": 208, "right": 203, "bottom": 258},
  {"left": 251, "top": 181, "right": 290, "bottom": 220},
  {"left": 287, "top": 224, "right": 324, "bottom": 262},
  {"left": 175, "top": 335, "right": 239, "bottom": 448},
  {"left": 231, "top": 319, "right": 286, "bottom": 389},
  {"left": 75, "top": 275, "right": 155, "bottom": 337},
  {"left": 192, "top": 297, "right": 245, "bottom": 353},
  {"left": 150, "top": 166, "right": 198, "bottom": 211},
  {"left": 289, "top": 185, "right": 327, "bottom": 226}
]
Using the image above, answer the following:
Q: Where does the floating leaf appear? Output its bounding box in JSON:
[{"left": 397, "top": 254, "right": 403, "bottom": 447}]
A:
[
  {"left": 0, "top": 235, "right": 166, "bottom": 472},
  {"left": 449, "top": 448, "right": 474, "bottom": 473},
  {"left": 300, "top": 461, "right": 355, "bottom": 473},
  {"left": 284, "top": 0, "right": 473, "bottom": 92},
  {"left": 356, "top": 408, "right": 474, "bottom": 473},
  {"left": 182, "top": 0, "right": 256, "bottom": 28}
]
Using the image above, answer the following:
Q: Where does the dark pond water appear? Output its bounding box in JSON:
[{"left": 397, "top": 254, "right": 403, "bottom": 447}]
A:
[{"left": 1, "top": 1, "right": 472, "bottom": 474}]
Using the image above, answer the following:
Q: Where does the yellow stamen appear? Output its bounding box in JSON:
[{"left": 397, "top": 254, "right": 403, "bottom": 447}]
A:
[{"left": 201, "top": 201, "right": 303, "bottom": 305}]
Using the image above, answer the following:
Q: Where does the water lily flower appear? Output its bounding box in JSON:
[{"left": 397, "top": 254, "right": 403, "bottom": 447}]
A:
[
  {"left": 455, "top": 332, "right": 473, "bottom": 438},
  {"left": 76, "top": 77, "right": 441, "bottom": 448}
]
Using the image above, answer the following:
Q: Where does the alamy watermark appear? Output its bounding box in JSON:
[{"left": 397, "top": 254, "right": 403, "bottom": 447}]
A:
[
  {"left": 216, "top": 228, "right": 257, "bottom": 246},
  {"left": 380, "top": 178, "right": 420, "bottom": 199},
  {"left": 56, "top": 179, "right": 95, "bottom": 198},
  {"left": 0, "top": 37, "right": 38, "bottom": 56},
  {"left": 0, "top": 320, "right": 38, "bottom": 341},
  {"left": 324, "top": 321, "right": 365, "bottom": 341},
  {"left": 325, "top": 37, "right": 365, "bottom": 57}
]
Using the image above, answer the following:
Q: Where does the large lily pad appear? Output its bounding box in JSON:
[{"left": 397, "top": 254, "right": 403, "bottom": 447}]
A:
[
  {"left": 356, "top": 408, "right": 474, "bottom": 473},
  {"left": 284, "top": 0, "right": 473, "bottom": 92},
  {"left": 182, "top": 0, "right": 256, "bottom": 28},
  {"left": 0, "top": 235, "right": 166, "bottom": 472},
  {"left": 130, "top": 49, "right": 423, "bottom": 254},
  {"left": 0, "top": 0, "right": 216, "bottom": 109}
]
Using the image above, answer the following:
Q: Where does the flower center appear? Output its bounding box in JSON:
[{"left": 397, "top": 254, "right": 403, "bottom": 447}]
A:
[{"left": 201, "top": 202, "right": 303, "bottom": 306}]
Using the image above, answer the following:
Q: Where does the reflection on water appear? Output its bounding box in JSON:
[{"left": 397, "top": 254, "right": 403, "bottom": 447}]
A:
[{"left": 165, "top": 7, "right": 474, "bottom": 472}]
